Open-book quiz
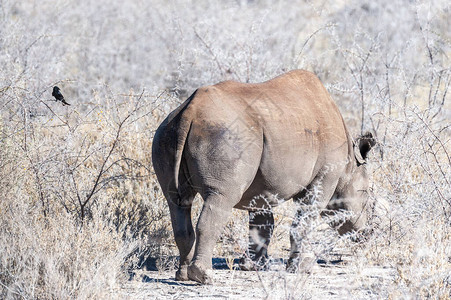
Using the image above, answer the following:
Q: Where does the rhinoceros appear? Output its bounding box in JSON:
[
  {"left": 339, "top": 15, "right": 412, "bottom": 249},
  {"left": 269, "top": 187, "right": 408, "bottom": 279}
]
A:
[{"left": 152, "top": 70, "right": 375, "bottom": 284}]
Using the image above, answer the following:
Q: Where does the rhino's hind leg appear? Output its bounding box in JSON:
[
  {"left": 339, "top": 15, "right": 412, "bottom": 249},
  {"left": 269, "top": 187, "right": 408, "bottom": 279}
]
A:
[
  {"left": 240, "top": 209, "right": 274, "bottom": 271},
  {"left": 167, "top": 199, "right": 195, "bottom": 281},
  {"left": 187, "top": 193, "right": 236, "bottom": 284}
]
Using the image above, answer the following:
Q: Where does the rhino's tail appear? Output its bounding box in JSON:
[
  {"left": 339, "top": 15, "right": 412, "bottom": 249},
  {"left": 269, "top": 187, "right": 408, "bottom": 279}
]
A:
[{"left": 173, "top": 115, "right": 193, "bottom": 196}]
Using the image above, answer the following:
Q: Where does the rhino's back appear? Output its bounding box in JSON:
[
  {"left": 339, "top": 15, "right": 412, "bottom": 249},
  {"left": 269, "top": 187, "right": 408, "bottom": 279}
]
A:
[{"left": 196, "top": 70, "right": 346, "bottom": 143}]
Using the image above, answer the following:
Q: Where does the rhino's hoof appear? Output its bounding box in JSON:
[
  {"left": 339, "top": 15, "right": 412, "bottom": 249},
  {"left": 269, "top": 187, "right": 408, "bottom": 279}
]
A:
[
  {"left": 286, "top": 256, "right": 315, "bottom": 274},
  {"left": 175, "top": 266, "right": 189, "bottom": 281},
  {"left": 239, "top": 256, "right": 254, "bottom": 271},
  {"left": 239, "top": 256, "right": 268, "bottom": 271},
  {"left": 188, "top": 263, "right": 213, "bottom": 284},
  {"left": 286, "top": 257, "right": 298, "bottom": 273}
]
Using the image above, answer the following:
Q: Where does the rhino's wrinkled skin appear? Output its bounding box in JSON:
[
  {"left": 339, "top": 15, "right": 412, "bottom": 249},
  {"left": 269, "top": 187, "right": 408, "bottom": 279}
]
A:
[{"left": 152, "top": 70, "right": 375, "bottom": 284}]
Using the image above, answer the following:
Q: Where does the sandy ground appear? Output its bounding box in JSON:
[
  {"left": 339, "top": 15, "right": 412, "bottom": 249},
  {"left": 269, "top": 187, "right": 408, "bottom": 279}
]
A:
[{"left": 118, "top": 258, "right": 397, "bottom": 299}]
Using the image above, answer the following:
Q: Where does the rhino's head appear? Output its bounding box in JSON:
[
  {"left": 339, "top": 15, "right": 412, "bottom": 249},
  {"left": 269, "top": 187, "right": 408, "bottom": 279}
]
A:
[{"left": 329, "top": 132, "right": 376, "bottom": 235}]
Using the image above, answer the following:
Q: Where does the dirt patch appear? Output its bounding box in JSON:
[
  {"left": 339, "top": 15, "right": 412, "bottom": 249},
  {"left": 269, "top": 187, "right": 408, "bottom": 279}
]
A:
[{"left": 120, "top": 260, "right": 396, "bottom": 299}]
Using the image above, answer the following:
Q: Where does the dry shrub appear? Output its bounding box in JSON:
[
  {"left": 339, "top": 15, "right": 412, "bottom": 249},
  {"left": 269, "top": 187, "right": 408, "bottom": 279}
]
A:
[
  {"left": 359, "top": 108, "right": 451, "bottom": 297},
  {"left": 0, "top": 195, "right": 135, "bottom": 299},
  {"left": 0, "top": 86, "right": 176, "bottom": 298}
]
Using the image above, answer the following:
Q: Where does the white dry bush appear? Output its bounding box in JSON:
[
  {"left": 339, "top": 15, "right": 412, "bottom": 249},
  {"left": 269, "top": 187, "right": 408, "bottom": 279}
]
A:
[
  {"left": 1, "top": 0, "right": 450, "bottom": 298},
  {"left": 0, "top": 85, "right": 177, "bottom": 299}
]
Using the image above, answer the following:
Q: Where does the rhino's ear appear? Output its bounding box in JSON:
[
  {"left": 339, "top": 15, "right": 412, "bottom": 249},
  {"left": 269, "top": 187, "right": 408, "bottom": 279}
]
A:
[{"left": 357, "top": 132, "right": 376, "bottom": 161}]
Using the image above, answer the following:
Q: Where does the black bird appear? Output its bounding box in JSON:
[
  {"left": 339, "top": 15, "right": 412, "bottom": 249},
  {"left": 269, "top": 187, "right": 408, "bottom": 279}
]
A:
[{"left": 52, "top": 86, "right": 70, "bottom": 106}]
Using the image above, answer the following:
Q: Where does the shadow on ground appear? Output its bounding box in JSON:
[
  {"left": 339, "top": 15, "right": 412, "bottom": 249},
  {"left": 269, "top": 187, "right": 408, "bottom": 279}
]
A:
[{"left": 141, "top": 256, "right": 344, "bottom": 272}]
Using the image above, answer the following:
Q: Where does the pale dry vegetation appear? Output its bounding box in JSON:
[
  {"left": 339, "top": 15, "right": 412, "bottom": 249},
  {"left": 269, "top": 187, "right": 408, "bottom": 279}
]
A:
[{"left": 1, "top": 0, "right": 450, "bottom": 299}]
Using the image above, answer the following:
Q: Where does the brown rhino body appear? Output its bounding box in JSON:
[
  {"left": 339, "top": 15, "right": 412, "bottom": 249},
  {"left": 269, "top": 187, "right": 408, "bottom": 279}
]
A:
[{"left": 152, "top": 70, "right": 374, "bottom": 284}]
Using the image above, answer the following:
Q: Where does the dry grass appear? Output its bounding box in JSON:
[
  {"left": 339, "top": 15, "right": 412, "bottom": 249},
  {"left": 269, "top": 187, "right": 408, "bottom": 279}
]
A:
[{"left": 1, "top": 0, "right": 450, "bottom": 298}]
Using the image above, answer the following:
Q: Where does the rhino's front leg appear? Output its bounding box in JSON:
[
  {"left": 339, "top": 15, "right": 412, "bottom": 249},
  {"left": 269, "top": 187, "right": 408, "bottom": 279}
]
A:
[
  {"left": 287, "top": 174, "right": 340, "bottom": 273},
  {"left": 286, "top": 206, "right": 316, "bottom": 273},
  {"left": 188, "top": 194, "right": 234, "bottom": 284}
]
